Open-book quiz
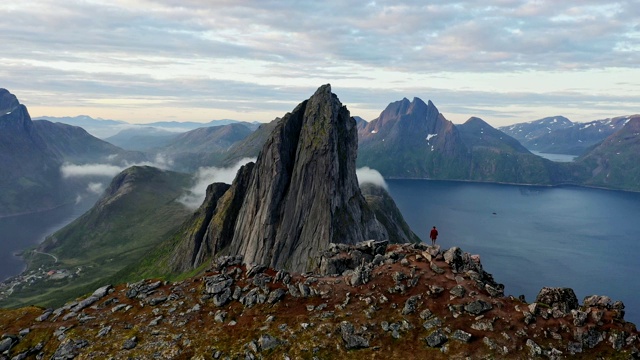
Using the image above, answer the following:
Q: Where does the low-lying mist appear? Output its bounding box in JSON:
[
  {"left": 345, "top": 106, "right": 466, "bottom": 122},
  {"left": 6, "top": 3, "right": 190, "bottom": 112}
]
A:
[{"left": 178, "top": 158, "right": 256, "bottom": 210}]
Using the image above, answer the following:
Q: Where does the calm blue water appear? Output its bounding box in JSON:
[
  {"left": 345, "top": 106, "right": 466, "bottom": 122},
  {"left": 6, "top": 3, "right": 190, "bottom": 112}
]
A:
[
  {"left": 0, "top": 196, "right": 98, "bottom": 281},
  {"left": 387, "top": 179, "right": 640, "bottom": 325}
]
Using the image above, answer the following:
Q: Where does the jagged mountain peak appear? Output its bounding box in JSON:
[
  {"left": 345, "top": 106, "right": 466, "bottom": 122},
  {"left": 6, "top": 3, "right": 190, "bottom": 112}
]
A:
[
  {"left": 0, "top": 88, "right": 20, "bottom": 115},
  {"left": 168, "top": 84, "right": 417, "bottom": 274},
  {"left": 378, "top": 96, "right": 436, "bottom": 119},
  {"left": 229, "top": 83, "right": 388, "bottom": 272}
]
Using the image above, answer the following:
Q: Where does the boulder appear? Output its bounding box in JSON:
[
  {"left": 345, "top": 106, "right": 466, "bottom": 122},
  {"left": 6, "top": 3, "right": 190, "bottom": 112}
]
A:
[
  {"left": 424, "top": 329, "right": 448, "bottom": 347},
  {"left": 535, "top": 287, "right": 578, "bottom": 313},
  {"left": 402, "top": 295, "right": 420, "bottom": 315},
  {"left": 464, "top": 300, "right": 493, "bottom": 315},
  {"left": 339, "top": 321, "right": 369, "bottom": 349}
]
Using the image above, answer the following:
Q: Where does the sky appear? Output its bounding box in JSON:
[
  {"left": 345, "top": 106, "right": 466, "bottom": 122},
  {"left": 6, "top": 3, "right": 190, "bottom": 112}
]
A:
[{"left": 1, "top": 1, "right": 639, "bottom": 127}]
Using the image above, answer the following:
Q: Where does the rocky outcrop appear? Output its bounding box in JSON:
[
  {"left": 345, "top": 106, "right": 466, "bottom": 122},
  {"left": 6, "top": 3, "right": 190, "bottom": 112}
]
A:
[
  {"left": 3, "top": 243, "right": 637, "bottom": 359},
  {"left": 229, "top": 85, "right": 387, "bottom": 272},
  {"left": 170, "top": 85, "right": 413, "bottom": 274},
  {"left": 360, "top": 183, "right": 421, "bottom": 244}
]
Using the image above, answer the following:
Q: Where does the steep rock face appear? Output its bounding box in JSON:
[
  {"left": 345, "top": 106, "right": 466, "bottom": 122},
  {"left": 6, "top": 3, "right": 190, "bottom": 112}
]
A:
[
  {"left": 169, "top": 163, "right": 256, "bottom": 273},
  {"left": 168, "top": 182, "right": 232, "bottom": 273},
  {"left": 0, "top": 92, "right": 65, "bottom": 216},
  {"left": 195, "top": 163, "right": 255, "bottom": 266},
  {"left": 230, "top": 85, "right": 387, "bottom": 272},
  {"left": 357, "top": 97, "right": 470, "bottom": 178},
  {"left": 0, "top": 88, "right": 147, "bottom": 216},
  {"left": 359, "top": 183, "right": 421, "bottom": 244},
  {"left": 165, "top": 86, "right": 424, "bottom": 274}
]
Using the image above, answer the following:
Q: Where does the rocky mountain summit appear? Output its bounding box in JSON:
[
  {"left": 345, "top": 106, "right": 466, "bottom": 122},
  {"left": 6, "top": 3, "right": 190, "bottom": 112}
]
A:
[
  {"left": 357, "top": 97, "right": 469, "bottom": 179},
  {"left": 1, "top": 242, "right": 637, "bottom": 359},
  {"left": 168, "top": 85, "right": 416, "bottom": 274}
]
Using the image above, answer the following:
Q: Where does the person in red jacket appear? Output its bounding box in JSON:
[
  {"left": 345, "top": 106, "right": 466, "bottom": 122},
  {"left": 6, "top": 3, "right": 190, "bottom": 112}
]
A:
[{"left": 429, "top": 226, "right": 438, "bottom": 246}]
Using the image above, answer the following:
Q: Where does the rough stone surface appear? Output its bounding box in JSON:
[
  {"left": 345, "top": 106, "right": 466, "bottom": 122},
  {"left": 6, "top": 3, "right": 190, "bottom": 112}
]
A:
[
  {"left": 464, "top": 300, "right": 493, "bottom": 315},
  {"left": 425, "top": 329, "right": 448, "bottom": 347},
  {"left": 166, "top": 85, "right": 421, "bottom": 275},
  {"left": 402, "top": 295, "right": 420, "bottom": 315},
  {"left": 229, "top": 85, "right": 388, "bottom": 273},
  {"left": 535, "top": 287, "right": 578, "bottom": 313},
  {"left": 339, "top": 321, "right": 369, "bottom": 349},
  {"left": 452, "top": 330, "right": 472, "bottom": 343}
]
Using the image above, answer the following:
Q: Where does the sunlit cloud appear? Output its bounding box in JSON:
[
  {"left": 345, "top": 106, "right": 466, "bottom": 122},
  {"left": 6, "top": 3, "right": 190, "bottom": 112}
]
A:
[{"left": 1, "top": 1, "right": 638, "bottom": 126}]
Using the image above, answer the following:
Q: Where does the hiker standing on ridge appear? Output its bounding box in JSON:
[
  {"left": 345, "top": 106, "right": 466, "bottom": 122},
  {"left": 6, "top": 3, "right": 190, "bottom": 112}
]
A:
[{"left": 429, "top": 226, "right": 438, "bottom": 246}]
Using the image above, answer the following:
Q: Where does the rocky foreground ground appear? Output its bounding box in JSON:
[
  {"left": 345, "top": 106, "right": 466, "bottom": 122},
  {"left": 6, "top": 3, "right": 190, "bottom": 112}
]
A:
[{"left": 1, "top": 242, "right": 638, "bottom": 359}]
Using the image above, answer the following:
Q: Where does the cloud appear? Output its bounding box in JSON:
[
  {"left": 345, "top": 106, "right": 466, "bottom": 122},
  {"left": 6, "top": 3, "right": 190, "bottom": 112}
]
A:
[
  {"left": 60, "top": 163, "right": 124, "bottom": 178},
  {"left": 60, "top": 153, "right": 175, "bottom": 179},
  {"left": 2, "top": 1, "right": 639, "bottom": 126},
  {"left": 87, "top": 182, "right": 106, "bottom": 195},
  {"left": 178, "top": 157, "right": 256, "bottom": 209},
  {"left": 356, "top": 167, "right": 388, "bottom": 190}
]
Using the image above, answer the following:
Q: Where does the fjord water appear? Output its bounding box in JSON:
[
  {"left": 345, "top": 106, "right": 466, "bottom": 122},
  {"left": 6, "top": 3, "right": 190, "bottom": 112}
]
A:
[
  {"left": 387, "top": 179, "right": 640, "bottom": 325},
  {"left": 0, "top": 195, "right": 98, "bottom": 281}
]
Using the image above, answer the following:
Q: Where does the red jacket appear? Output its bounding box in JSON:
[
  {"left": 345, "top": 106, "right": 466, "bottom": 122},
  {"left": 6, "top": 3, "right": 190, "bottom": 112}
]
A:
[{"left": 430, "top": 228, "right": 438, "bottom": 239}]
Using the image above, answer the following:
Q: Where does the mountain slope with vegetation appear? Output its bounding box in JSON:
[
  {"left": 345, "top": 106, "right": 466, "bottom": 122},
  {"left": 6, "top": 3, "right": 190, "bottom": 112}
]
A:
[
  {"left": 0, "top": 166, "right": 192, "bottom": 308},
  {"left": 577, "top": 116, "right": 640, "bottom": 191}
]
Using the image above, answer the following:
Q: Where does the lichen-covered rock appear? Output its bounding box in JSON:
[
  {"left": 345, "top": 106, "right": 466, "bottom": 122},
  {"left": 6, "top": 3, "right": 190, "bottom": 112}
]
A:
[
  {"left": 452, "top": 330, "right": 472, "bottom": 343},
  {"left": 402, "top": 295, "right": 420, "bottom": 315},
  {"left": 583, "top": 295, "right": 612, "bottom": 308},
  {"left": 535, "top": 287, "right": 578, "bottom": 313},
  {"left": 339, "top": 321, "right": 369, "bottom": 349},
  {"left": 464, "top": 300, "right": 493, "bottom": 315},
  {"left": 424, "top": 329, "right": 448, "bottom": 347},
  {"left": 267, "top": 289, "right": 286, "bottom": 304}
]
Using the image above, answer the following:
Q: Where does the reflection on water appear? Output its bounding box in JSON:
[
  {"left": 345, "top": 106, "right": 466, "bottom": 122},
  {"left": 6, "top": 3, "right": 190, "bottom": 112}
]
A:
[{"left": 0, "top": 195, "right": 99, "bottom": 281}]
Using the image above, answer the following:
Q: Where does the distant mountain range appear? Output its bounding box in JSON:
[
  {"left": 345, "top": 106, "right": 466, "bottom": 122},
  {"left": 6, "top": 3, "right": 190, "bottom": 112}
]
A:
[
  {"left": 499, "top": 115, "right": 636, "bottom": 155},
  {"left": 577, "top": 116, "right": 640, "bottom": 190},
  {"left": 355, "top": 98, "right": 568, "bottom": 185},
  {"left": 0, "top": 89, "right": 146, "bottom": 217},
  {"left": 3, "top": 84, "right": 640, "bottom": 311},
  {"left": 34, "top": 115, "right": 261, "bottom": 139},
  {"left": 152, "top": 123, "right": 255, "bottom": 172}
]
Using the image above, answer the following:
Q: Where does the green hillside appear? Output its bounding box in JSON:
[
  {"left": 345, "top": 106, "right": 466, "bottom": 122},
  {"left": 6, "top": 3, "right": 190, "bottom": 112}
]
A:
[{"left": 0, "top": 166, "right": 192, "bottom": 308}]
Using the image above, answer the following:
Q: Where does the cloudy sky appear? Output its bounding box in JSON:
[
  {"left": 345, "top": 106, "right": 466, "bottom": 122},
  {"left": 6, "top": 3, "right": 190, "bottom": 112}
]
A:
[{"left": 1, "top": 1, "right": 638, "bottom": 126}]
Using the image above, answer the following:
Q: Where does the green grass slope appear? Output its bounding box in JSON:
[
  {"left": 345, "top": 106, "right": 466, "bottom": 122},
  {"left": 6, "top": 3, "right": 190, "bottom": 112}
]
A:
[{"left": 0, "top": 166, "right": 193, "bottom": 308}]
